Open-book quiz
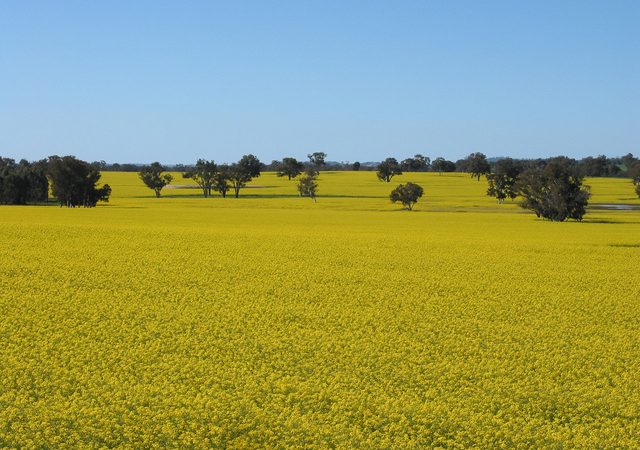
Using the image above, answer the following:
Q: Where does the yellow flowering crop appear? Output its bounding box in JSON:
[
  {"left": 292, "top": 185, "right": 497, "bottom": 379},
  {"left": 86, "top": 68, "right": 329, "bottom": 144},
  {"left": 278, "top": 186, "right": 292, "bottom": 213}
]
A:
[{"left": 1, "top": 172, "right": 639, "bottom": 448}]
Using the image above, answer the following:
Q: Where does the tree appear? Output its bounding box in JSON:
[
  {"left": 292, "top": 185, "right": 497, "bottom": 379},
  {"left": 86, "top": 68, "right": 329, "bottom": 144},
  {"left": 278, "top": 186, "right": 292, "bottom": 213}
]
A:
[
  {"left": 229, "top": 154, "right": 262, "bottom": 198},
  {"left": 486, "top": 158, "right": 523, "bottom": 203},
  {"left": 622, "top": 153, "right": 637, "bottom": 170},
  {"left": 579, "top": 155, "right": 620, "bottom": 177},
  {"left": 352, "top": 161, "right": 361, "bottom": 171},
  {"left": 47, "top": 155, "right": 111, "bottom": 207},
  {"left": 183, "top": 159, "right": 217, "bottom": 197},
  {"left": 516, "top": 158, "right": 590, "bottom": 221},
  {"left": 629, "top": 161, "right": 640, "bottom": 199},
  {"left": 276, "top": 157, "right": 304, "bottom": 180},
  {"left": 390, "top": 182, "right": 424, "bottom": 210},
  {"left": 431, "top": 157, "right": 456, "bottom": 175},
  {"left": 464, "top": 152, "right": 491, "bottom": 181},
  {"left": 628, "top": 160, "right": 640, "bottom": 185},
  {"left": 0, "top": 158, "right": 48, "bottom": 205},
  {"left": 401, "top": 154, "right": 430, "bottom": 172},
  {"left": 297, "top": 168, "right": 318, "bottom": 201},
  {"left": 139, "top": 162, "right": 173, "bottom": 198},
  {"left": 377, "top": 157, "right": 402, "bottom": 182},
  {"left": 307, "top": 152, "right": 327, "bottom": 173},
  {"left": 213, "top": 164, "right": 231, "bottom": 198}
]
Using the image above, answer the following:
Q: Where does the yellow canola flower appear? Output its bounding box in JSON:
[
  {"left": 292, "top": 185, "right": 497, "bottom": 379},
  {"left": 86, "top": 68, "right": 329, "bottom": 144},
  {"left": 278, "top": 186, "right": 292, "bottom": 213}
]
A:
[{"left": 0, "top": 172, "right": 639, "bottom": 448}]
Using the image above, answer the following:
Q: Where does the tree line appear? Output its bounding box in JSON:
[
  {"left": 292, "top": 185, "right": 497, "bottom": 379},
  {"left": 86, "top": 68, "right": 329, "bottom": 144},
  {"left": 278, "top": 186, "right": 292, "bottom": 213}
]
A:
[
  {"left": 2, "top": 151, "right": 638, "bottom": 220},
  {"left": 96, "top": 152, "right": 637, "bottom": 178},
  {"left": 0, "top": 156, "right": 111, "bottom": 207}
]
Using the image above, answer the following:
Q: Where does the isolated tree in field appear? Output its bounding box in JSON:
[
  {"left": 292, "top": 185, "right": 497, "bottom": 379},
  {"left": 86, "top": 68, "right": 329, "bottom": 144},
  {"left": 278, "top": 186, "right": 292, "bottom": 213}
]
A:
[
  {"left": 139, "top": 162, "right": 173, "bottom": 198},
  {"left": 464, "top": 152, "right": 491, "bottom": 181},
  {"left": 276, "top": 157, "right": 304, "bottom": 180},
  {"left": 214, "top": 164, "right": 231, "bottom": 198},
  {"left": 229, "top": 154, "right": 262, "bottom": 198},
  {"left": 431, "top": 157, "right": 456, "bottom": 175},
  {"left": 377, "top": 157, "right": 402, "bottom": 182},
  {"left": 390, "top": 182, "right": 424, "bottom": 210},
  {"left": 183, "top": 159, "right": 217, "bottom": 197},
  {"left": 307, "top": 152, "right": 327, "bottom": 173},
  {"left": 516, "top": 158, "right": 590, "bottom": 221},
  {"left": 297, "top": 168, "right": 318, "bottom": 201},
  {"left": 486, "top": 158, "right": 523, "bottom": 203},
  {"left": 0, "top": 157, "right": 48, "bottom": 205},
  {"left": 352, "top": 161, "right": 361, "bottom": 171},
  {"left": 47, "top": 155, "right": 111, "bottom": 207}
]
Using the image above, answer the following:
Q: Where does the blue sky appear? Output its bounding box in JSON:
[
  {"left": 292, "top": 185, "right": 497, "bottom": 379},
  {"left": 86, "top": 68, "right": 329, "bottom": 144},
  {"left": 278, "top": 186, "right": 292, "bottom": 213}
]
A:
[{"left": 1, "top": 0, "right": 638, "bottom": 163}]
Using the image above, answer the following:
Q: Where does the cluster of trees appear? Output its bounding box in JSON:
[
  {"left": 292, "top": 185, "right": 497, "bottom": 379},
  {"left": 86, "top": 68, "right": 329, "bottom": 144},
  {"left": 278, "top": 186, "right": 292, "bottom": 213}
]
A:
[
  {"left": 139, "top": 155, "right": 262, "bottom": 199},
  {"left": 375, "top": 155, "right": 465, "bottom": 182},
  {"left": 140, "top": 153, "right": 325, "bottom": 200},
  {"left": 48, "top": 156, "right": 112, "bottom": 207},
  {"left": 379, "top": 152, "right": 639, "bottom": 219},
  {"left": 0, "top": 158, "right": 48, "bottom": 205},
  {"left": 385, "top": 153, "right": 606, "bottom": 219},
  {"left": 516, "top": 159, "right": 590, "bottom": 221},
  {"left": 0, "top": 155, "right": 111, "bottom": 207},
  {"left": 265, "top": 152, "right": 326, "bottom": 179},
  {"left": 482, "top": 156, "right": 591, "bottom": 221},
  {"left": 482, "top": 154, "right": 640, "bottom": 219}
]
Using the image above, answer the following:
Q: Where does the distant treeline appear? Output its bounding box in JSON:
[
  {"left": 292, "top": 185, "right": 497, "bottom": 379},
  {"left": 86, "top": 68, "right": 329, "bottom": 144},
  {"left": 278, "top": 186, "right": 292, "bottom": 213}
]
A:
[{"left": 95, "top": 153, "right": 637, "bottom": 178}]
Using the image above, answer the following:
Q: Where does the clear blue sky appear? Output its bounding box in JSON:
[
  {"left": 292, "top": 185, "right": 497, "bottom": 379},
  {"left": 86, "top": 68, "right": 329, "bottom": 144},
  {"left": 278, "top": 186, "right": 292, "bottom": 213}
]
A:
[{"left": 1, "top": 0, "right": 638, "bottom": 164}]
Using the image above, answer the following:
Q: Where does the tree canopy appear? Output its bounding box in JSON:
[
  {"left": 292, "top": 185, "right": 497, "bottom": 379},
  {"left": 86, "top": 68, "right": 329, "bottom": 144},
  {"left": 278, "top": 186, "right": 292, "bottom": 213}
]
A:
[
  {"left": 183, "top": 159, "right": 217, "bottom": 197},
  {"left": 139, "top": 162, "right": 173, "bottom": 198},
  {"left": 213, "top": 164, "right": 231, "bottom": 198},
  {"left": 628, "top": 160, "right": 640, "bottom": 186},
  {"left": 401, "top": 154, "right": 430, "bottom": 172},
  {"left": 0, "top": 158, "right": 48, "bottom": 205},
  {"left": 390, "top": 182, "right": 424, "bottom": 210},
  {"left": 228, "top": 154, "right": 262, "bottom": 198},
  {"left": 377, "top": 158, "right": 402, "bottom": 182},
  {"left": 516, "top": 158, "right": 590, "bottom": 221},
  {"left": 297, "top": 168, "right": 318, "bottom": 201},
  {"left": 431, "top": 157, "right": 456, "bottom": 174},
  {"left": 307, "top": 152, "right": 327, "bottom": 172},
  {"left": 463, "top": 152, "right": 491, "bottom": 181},
  {"left": 486, "top": 158, "right": 523, "bottom": 203},
  {"left": 48, "top": 155, "right": 111, "bottom": 207},
  {"left": 276, "top": 157, "right": 304, "bottom": 180}
]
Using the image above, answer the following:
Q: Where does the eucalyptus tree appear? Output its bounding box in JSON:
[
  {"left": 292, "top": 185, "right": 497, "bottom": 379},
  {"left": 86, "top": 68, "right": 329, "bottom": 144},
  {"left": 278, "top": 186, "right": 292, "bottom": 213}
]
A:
[
  {"left": 139, "top": 162, "right": 173, "bottom": 198},
  {"left": 183, "top": 159, "right": 217, "bottom": 197}
]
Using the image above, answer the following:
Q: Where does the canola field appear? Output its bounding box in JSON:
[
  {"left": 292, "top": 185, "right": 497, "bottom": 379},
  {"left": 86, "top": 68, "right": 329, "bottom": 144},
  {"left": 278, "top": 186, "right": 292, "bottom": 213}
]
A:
[{"left": 1, "top": 171, "right": 639, "bottom": 448}]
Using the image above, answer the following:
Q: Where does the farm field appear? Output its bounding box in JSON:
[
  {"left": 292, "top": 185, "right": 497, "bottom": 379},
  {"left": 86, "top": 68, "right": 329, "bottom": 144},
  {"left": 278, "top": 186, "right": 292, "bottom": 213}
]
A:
[{"left": 1, "top": 171, "right": 639, "bottom": 448}]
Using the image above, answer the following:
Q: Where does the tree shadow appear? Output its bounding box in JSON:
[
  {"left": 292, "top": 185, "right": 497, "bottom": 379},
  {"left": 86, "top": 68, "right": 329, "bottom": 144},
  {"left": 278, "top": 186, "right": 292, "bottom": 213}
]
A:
[{"left": 582, "top": 219, "right": 640, "bottom": 224}]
